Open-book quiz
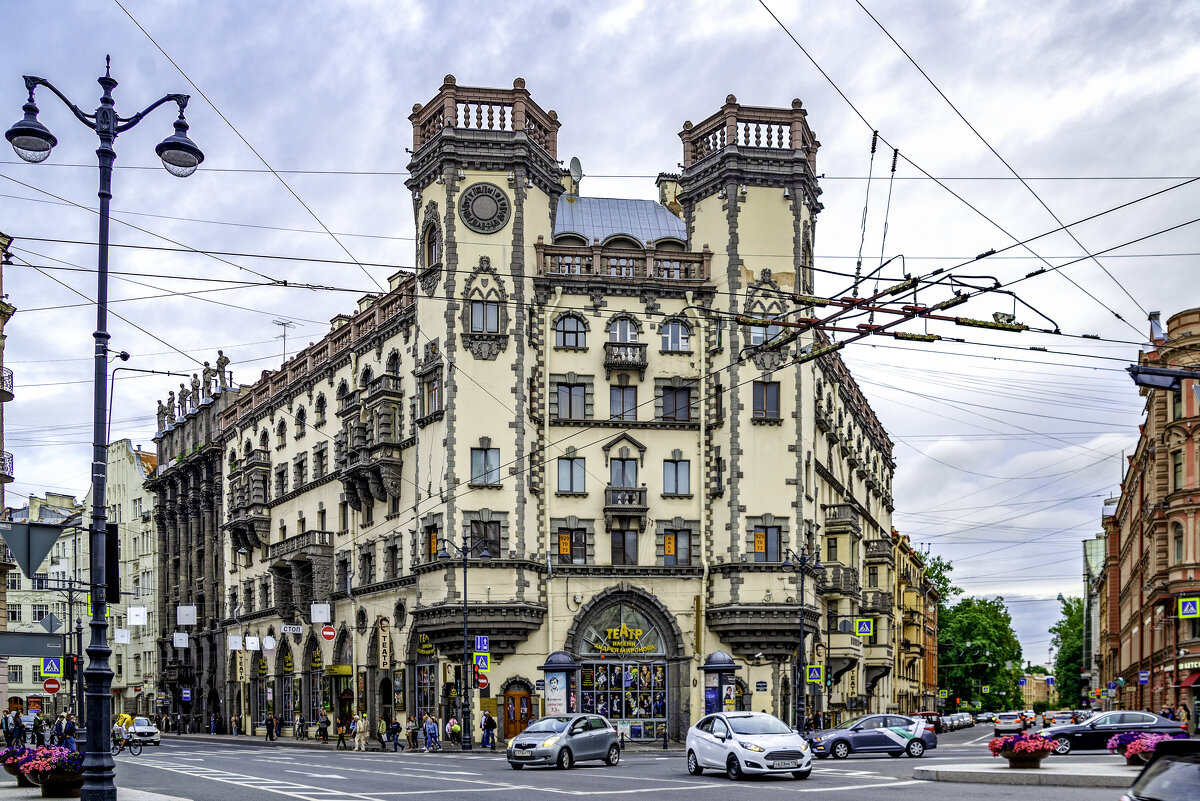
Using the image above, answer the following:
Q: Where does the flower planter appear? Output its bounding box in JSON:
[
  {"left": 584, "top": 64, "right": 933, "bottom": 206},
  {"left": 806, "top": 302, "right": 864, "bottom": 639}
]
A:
[
  {"left": 3, "top": 762, "right": 35, "bottom": 787},
  {"left": 27, "top": 770, "right": 84, "bottom": 798},
  {"left": 1125, "top": 753, "right": 1148, "bottom": 766},
  {"left": 999, "top": 749, "right": 1050, "bottom": 769}
]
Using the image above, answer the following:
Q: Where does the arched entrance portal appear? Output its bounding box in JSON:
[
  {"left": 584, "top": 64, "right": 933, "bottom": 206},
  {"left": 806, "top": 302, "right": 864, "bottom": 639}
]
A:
[
  {"left": 563, "top": 584, "right": 688, "bottom": 740},
  {"left": 378, "top": 677, "right": 393, "bottom": 723},
  {"left": 499, "top": 678, "right": 533, "bottom": 739}
]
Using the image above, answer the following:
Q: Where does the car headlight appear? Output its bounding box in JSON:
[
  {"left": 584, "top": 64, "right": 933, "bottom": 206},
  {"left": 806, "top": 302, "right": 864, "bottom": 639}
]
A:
[
  {"left": 506, "top": 738, "right": 515, "bottom": 749},
  {"left": 738, "top": 741, "right": 765, "bottom": 752},
  {"left": 541, "top": 736, "right": 560, "bottom": 748},
  {"left": 811, "top": 736, "right": 823, "bottom": 742}
]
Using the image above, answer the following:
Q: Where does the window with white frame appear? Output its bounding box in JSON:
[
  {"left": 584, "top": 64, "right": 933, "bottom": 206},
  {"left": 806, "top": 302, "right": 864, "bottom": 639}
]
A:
[{"left": 661, "top": 320, "right": 690, "bottom": 352}]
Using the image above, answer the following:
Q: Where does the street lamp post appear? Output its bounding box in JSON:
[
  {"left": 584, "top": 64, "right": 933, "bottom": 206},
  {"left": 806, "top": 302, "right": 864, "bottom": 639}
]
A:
[
  {"left": 437, "top": 534, "right": 491, "bottom": 751},
  {"left": 783, "top": 547, "right": 823, "bottom": 733},
  {"left": 6, "top": 59, "right": 203, "bottom": 801}
]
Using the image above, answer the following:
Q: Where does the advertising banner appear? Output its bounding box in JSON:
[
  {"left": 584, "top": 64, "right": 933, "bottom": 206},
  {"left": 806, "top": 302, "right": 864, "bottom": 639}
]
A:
[{"left": 545, "top": 671, "right": 568, "bottom": 715}]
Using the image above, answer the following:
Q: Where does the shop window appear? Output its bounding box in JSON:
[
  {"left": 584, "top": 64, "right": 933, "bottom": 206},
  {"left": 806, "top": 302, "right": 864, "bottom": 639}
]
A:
[
  {"left": 664, "top": 530, "right": 691, "bottom": 566},
  {"left": 555, "top": 315, "right": 586, "bottom": 348},
  {"left": 663, "top": 460, "right": 690, "bottom": 496},
  {"left": 611, "top": 529, "right": 638, "bottom": 566},
  {"left": 557, "top": 528, "right": 587, "bottom": 565},
  {"left": 661, "top": 321, "right": 690, "bottom": 352},
  {"left": 661, "top": 387, "right": 692, "bottom": 422},
  {"left": 610, "top": 385, "right": 636, "bottom": 421},
  {"left": 753, "top": 527, "right": 780, "bottom": 563},
  {"left": 753, "top": 381, "right": 780, "bottom": 419},
  {"left": 470, "top": 447, "right": 501, "bottom": 485},
  {"left": 471, "top": 300, "right": 500, "bottom": 334},
  {"left": 471, "top": 520, "right": 500, "bottom": 556},
  {"left": 558, "top": 384, "right": 587, "bottom": 420},
  {"left": 557, "top": 457, "right": 585, "bottom": 493}
]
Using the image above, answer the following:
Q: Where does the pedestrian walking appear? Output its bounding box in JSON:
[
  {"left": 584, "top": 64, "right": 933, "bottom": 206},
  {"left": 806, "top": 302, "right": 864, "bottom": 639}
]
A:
[
  {"left": 480, "top": 710, "right": 497, "bottom": 750},
  {"left": 316, "top": 714, "right": 329, "bottom": 744},
  {"left": 389, "top": 715, "right": 402, "bottom": 752},
  {"left": 405, "top": 716, "right": 417, "bottom": 751},
  {"left": 1, "top": 710, "right": 13, "bottom": 748},
  {"left": 376, "top": 714, "right": 387, "bottom": 750},
  {"left": 12, "top": 712, "right": 26, "bottom": 747},
  {"left": 354, "top": 714, "right": 369, "bottom": 751},
  {"left": 209, "top": 713, "right": 217, "bottom": 734},
  {"left": 423, "top": 713, "right": 441, "bottom": 752},
  {"left": 230, "top": 712, "right": 240, "bottom": 736},
  {"left": 264, "top": 713, "right": 274, "bottom": 742},
  {"left": 335, "top": 716, "right": 348, "bottom": 750},
  {"left": 63, "top": 715, "right": 77, "bottom": 751},
  {"left": 51, "top": 714, "right": 65, "bottom": 746}
]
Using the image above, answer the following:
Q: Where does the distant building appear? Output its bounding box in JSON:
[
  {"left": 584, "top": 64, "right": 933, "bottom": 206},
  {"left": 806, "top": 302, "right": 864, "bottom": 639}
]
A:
[
  {"left": 1022, "top": 673, "right": 1056, "bottom": 708},
  {"left": 1098, "top": 309, "right": 1200, "bottom": 713}
]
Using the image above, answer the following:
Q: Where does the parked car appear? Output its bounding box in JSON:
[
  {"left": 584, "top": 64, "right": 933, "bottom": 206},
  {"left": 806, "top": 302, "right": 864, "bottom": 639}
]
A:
[
  {"left": 912, "top": 712, "right": 945, "bottom": 734},
  {"left": 993, "top": 712, "right": 1026, "bottom": 737},
  {"left": 506, "top": 714, "right": 620, "bottom": 770},
  {"left": 686, "top": 711, "right": 812, "bottom": 780},
  {"left": 808, "top": 713, "right": 936, "bottom": 760},
  {"left": 974, "top": 713, "right": 991, "bottom": 724},
  {"left": 131, "top": 716, "right": 161, "bottom": 746},
  {"left": 1041, "top": 710, "right": 1075, "bottom": 728},
  {"left": 1041, "top": 710, "right": 1188, "bottom": 755},
  {"left": 1121, "top": 738, "right": 1200, "bottom": 801}
]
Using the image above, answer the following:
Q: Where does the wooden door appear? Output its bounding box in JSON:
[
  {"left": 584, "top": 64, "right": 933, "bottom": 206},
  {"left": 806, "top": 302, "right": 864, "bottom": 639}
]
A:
[{"left": 504, "top": 691, "right": 531, "bottom": 738}]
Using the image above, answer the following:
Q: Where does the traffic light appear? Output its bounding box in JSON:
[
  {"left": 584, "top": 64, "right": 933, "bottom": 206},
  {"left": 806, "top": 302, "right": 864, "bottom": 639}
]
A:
[
  {"left": 473, "top": 666, "right": 483, "bottom": 688},
  {"left": 64, "top": 655, "right": 79, "bottom": 678}
]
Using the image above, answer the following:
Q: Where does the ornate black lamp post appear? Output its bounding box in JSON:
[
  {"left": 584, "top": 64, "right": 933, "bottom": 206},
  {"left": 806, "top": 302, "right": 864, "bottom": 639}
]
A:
[
  {"left": 6, "top": 59, "right": 202, "bottom": 801},
  {"left": 437, "top": 534, "right": 491, "bottom": 750},
  {"left": 783, "top": 546, "right": 823, "bottom": 733}
]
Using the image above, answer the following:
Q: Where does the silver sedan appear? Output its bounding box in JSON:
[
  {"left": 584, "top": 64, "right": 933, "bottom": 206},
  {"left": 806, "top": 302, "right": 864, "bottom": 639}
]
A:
[{"left": 507, "top": 714, "right": 621, "bottom": 770}]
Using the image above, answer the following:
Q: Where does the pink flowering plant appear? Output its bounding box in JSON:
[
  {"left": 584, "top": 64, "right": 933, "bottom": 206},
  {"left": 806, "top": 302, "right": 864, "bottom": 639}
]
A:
[
  {"left": 1106, "top": 730, "right": 1146, "bottom": 754},
  {"left": 1, "top": 745, "right": 32, "bottom": 766},
  {"left": 1124, "top": 731, "right": 1189, "bottom": 757},
  {"left": 987, "top": 731, "right": 1056, "bottom": 757},
  {"left": 17, "top": 746, "right": 83, "bottom": 775}
]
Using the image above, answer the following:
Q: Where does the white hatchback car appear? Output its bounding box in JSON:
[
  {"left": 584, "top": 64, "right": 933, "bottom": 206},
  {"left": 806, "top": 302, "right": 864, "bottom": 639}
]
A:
[{"left": 686, "top": 711, "right": 812, "bottom": 780}]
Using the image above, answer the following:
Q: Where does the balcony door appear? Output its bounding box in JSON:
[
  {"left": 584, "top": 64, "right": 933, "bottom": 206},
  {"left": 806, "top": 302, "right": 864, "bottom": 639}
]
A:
[{"left": 610, "top": 459, "right": 637, "bottom": 488}]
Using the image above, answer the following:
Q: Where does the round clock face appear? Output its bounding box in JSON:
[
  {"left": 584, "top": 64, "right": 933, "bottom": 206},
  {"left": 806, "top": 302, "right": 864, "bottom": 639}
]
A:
[{"left": 459, "top": 182, "right": 511, "bottom": 234}]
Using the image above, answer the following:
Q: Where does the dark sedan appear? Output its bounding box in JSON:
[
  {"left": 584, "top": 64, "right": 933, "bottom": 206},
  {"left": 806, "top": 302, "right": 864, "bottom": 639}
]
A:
[
  {"left": 1122, "top": 738, "right": 1200, "bottom": 801},
  {"left": 1041, "top": 710, "right": 1189, "bottom": 754},
  {"left": 808, "top": 714, "right": 937, "bottom": 759}
]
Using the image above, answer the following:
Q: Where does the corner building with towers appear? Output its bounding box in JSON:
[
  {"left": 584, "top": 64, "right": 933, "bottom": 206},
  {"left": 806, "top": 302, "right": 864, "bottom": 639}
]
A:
[{"left": 155, "top": 77, "right": 927, "bottom": 741}]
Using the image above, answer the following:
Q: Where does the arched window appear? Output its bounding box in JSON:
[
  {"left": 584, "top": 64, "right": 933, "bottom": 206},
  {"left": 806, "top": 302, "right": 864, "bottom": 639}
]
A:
[
  {"left": 259, "top": 430, "right": 269, "bottom": 450},
  {"left": 661, "top": 320, "right": 691, "bottom": 352},
  {"left": 360, "top": 366, "right": 373, "bottom": 388},
  {"left": 244, "top": 440, "right": 253, "bottom": 459},
  {"left": 276, "top": 419, "right": 287, "bottom": 447},
  {"left": 295, "top": 407, "right": 307, "bottom": 435},
  {"left": 423, "top": 224, "right": 440, "bottom": 267},
  {"left": 1174, "top": 522, "right": 1185, "bottom": 564},
  {"left": 228, "top": 449, "right": 238, "bottom": 471},
  {"left": 386, "top": 351, "right": 400, "bottom": 375},
  {"left": 555, "top": 315, "right": 586, "bottom": 348},
  {"left": 748, "top": 315, "right": 783, "bottom": 346},
  {"left": 315, "top": 394, "right": 327, "bottom": 423},
  {"left": 608, "top": 317, "right": 639, "bottom": 344}
]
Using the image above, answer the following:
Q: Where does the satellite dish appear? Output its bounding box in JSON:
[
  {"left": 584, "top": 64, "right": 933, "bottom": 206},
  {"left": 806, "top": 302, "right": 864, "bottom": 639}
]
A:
[{"left": 569, "top": 156, "right": 583, "bottom": 193}]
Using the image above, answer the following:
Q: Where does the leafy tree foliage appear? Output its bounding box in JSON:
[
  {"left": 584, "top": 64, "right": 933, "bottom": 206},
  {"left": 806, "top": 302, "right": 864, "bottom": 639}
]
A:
[
  {"left": 937, "top": 597, "right": 1023, "bottom": 712},
  {"left": 1026, "top": 664, "right": 1049, "bottom": 676},
  {"left": 923, "top": 554, "right": 961, "bottom": 610},
  {"left": 1051, "top": 596, "right": 1085, "bottom": 708}
]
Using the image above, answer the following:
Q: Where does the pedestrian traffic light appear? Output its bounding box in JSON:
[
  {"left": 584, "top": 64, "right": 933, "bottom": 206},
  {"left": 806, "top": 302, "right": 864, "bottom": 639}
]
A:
[{"left": 63, "top": 655, "right": 78, "bottom": 676}]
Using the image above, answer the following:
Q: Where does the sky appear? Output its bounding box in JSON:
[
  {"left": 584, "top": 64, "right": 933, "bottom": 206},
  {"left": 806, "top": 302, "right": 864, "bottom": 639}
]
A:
[{"left": 3, "top": 0, "right": 1199, "bottom": 667}]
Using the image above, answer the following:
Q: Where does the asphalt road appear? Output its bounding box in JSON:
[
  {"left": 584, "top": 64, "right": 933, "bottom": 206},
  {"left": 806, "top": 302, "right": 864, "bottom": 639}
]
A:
[{"left": 108, "top": 726, "right": 1127, "bottom": 801}]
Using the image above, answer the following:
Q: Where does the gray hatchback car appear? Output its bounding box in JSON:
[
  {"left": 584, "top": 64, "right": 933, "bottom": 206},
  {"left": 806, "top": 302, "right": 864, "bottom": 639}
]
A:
[{"left": 507, "top": 714, "right": 621, "bottom": 770}]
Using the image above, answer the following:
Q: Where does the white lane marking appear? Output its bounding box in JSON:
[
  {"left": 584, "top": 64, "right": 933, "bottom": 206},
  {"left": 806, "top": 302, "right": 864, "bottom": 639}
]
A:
[
  {"left": 284, "top": 770, "right": 348, "bottom": 779},
  {"left": 136, "top": 760, "right": 387, "bottom": 801},
  {"left": 790, "top": 780, "right": 925, "bottom": 793}
]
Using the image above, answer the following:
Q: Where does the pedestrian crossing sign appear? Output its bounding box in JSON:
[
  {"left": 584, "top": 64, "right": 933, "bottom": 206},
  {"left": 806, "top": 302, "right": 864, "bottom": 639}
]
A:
[
  {"left": 854, "top": 618, "right": 873, "bottom": 636},
  {"left": 1180, "top": 597, "right": 1200, "bottom": 619},
  {"left": 474, "top": 652, "right": 490, "bottom": 673},
  {"left": 806, "top": 665, "right": 823, "bottom": 683},
  {"left": 982, "top": 685, "right": 991, "bottom": 694},
  {"left": 41, "top": 657, "right": 61, "bottom": 677},
  {"left": 938, "top": 689, "right": 947, "bottom": 698}
]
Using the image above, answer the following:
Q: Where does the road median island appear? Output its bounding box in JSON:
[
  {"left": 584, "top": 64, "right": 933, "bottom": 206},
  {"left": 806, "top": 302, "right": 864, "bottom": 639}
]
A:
[{"left": 913, "top": 761, "right": 1140, "bottom": 788}]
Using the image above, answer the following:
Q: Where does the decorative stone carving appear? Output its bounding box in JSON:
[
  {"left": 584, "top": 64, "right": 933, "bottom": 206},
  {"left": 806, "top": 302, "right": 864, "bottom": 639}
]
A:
[
  {"left": 366, "top": 471, "right": 387, "bottom": 503},
  {"left": 157, "top": 399, "right": 168, "bottom": 431},
  {"left": 380, "top": 464, "right": 404, "bottom": 497},
  {"left": 341, "top": 477, "right": 362, "bottom": 511},
  {"left": 458, "top": 182, "right": 510, "bottom": 234},
  {"left": 216, "top": 350, "right": 231, "bottom": 390},
  {"left": 201, "top": 361, "right": 216, "bottom": 400},
  {"left": 460, "top": 257, "right": 511, "bottom": 360},
  {"left": 418, "top": 201, "right": 442, "bottom": 296},
  {"left": 178, "top": 383, "right": 190, "bottom": 416}
]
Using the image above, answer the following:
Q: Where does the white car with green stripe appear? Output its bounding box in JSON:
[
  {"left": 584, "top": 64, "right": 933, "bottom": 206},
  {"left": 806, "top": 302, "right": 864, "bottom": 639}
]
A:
[{"left": 808, "top": 714, "right": 937, "bottom": 759}]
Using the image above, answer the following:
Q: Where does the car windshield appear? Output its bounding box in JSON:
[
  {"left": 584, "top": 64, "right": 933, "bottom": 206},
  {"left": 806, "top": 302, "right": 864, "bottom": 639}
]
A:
[
  {"left": 135, "top": 718, "right": 151, "bottom": 727},
  {"left": 523, "top": 717, "right": 571, "bottom": 734},
  {"left": 1128, "top": 756, "right": 1200, "bottom": 801},
  {"left": 727, "top": 716, "right": 793, "bottom": 735}
]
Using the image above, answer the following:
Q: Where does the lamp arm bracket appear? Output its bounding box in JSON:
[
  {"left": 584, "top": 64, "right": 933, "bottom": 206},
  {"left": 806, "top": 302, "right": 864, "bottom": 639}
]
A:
[
  {"left": 117, "top": 94, "right": 190, "bottom": 134},
  {"left": 23, "top": 76, "right": 96, "bottom": 129}
]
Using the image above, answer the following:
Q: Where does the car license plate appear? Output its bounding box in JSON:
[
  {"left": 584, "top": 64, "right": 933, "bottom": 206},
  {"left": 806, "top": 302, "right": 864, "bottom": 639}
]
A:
[
  {"left": 772, "top": 760, "right": 797, "bottom": 769},
  {"left": 514, "top": 749, "right": 532, "bottom": 757}
]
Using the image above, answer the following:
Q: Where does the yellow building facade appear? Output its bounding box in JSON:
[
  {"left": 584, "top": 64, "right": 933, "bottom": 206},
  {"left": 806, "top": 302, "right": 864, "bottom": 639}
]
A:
[{"left": 152, "top": 78, "right": 919, "bottom": 738}]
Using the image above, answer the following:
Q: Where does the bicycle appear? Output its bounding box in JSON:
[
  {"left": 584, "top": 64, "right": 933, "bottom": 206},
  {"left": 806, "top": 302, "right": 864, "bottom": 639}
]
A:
[
  {"left": 294, "top": 721, "right": 309, "bottom": 741},
  {"left": 111, "top": 736, "right": 142, "bottom": 757}
]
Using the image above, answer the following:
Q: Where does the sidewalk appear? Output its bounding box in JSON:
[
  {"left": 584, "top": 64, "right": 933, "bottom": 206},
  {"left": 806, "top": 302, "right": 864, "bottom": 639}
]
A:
[
  {"left": 168, "top": 732, "right": 686, "bottom": 753},
  {"left": 913, "top": 761, "right": 1140, "bottom": 788},
  {"left": 0, "top": 783, "right": 186, "bottom": 801}
]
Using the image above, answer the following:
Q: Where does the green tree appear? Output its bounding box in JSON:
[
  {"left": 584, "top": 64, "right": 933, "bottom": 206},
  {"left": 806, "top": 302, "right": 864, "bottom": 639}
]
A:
[
  {"left": 1050, "top": 596, "right": 1085, "bottom": 708},
  {"left": 938, "top": 597, "right": 1023, "bottom": 713},
  {"left": 1027, "top": 664, "right": 1049, "bottom": 676},
  {"left": 924, "top": 554, "right": 961, "bottom": 611}
]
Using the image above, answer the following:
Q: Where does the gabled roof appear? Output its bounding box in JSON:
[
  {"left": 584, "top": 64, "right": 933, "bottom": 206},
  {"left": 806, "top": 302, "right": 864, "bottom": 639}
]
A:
[{"left": 554, "top": 195, "right": 685, "bottom": 245}]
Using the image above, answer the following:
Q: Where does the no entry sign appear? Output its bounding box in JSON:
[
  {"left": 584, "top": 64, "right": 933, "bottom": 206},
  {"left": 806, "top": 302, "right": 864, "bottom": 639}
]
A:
[
  {"left": 43, "top": 678, "right": 60, "bottom": 694},
  {"left": 321, "top": 625, "right": 336, "bottom": 641}
]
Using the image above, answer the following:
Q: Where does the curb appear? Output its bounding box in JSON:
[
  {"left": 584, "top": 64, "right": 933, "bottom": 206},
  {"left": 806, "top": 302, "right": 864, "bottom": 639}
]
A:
[
  {"left": 913, "top": 764, "right": 1136, "bottom": 788},
  {"left": 164, "top": 734, "right": 687, "bottom": 755}
]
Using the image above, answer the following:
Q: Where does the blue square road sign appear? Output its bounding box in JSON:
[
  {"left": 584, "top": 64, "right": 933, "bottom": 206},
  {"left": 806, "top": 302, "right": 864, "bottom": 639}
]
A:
[
  {"left": 475, "top": 635, "right": 489, "bottom": 652},
  {"left": 41, "top": 657, "right": 61, "bottom": 677}
]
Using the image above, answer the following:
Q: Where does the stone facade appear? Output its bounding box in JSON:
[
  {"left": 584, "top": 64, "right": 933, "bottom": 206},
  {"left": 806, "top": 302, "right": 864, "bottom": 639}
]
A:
[
  {"left": 150, "top": 78, "right": 926, "bottom": 737},
  {"left": 1097, "top": 308, "right": 1200, "bottom": 714}
]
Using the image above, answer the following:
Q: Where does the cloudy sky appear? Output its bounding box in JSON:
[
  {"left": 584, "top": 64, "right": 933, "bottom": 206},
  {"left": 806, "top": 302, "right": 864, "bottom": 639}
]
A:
[{"left": 4, "top": 0, "right": 1199, "bottom": 665}]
